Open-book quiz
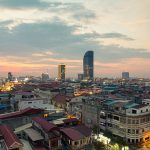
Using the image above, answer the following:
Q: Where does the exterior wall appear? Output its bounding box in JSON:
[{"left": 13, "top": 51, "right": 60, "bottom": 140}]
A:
[
  {"left": 82, "top": 104, "right": 98, "bottom": 127},
  {"left": 0, "top": 114, "right": 42, "bottom": 129},
  {"left": 99, "top": 109, "right": 150, "bottom": 144},
  {"left": 62, "top": 135, "right": 92, "bottom": 150},
  {"left": 126, "top": 106, "right": 150, "bottom": 116},
  {"left": 32, "top": 121, "right": 62, "bottom": 150},
  {"left": 18, "top": 99, "right": 54, "bottom": 110},
  {"left": 33, "top": 89, "right": 52, "bottom": 99}
]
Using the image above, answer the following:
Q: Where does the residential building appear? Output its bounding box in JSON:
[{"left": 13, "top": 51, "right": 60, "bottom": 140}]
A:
[
  {"left": 0, "top": 108, "right": 44, "bottom": 129},
  {"left": 18, "top": 98, "right": 54, "bottom": 110},
  {"left": 31, "top": 117, "right": 62, "bottom": 150},
  {"left": 60, "top": 125, "right": 92, "bottom": 150}
]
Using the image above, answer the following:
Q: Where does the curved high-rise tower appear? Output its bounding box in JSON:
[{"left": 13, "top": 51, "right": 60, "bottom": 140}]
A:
[{"left": 83, "top": 51, "right": 94, "bottom": 80}]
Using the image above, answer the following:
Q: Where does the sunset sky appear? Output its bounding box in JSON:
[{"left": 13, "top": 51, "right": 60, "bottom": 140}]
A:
[{"left": 0, "top": 0, "right": 150, "bottom": 78}]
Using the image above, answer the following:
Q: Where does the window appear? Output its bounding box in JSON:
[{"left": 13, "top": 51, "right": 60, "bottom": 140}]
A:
[
  {"left": 28, "top": 101, "right": 32, "bottom": 104},
  {"left": 114, "top": 116, "right": 119, "bottom": 121},
  {"left": 142, "top": 129, "right": 144, "bottom": 132},
  {"left": 141, "top": 110, "right": 143, "bottom": 113},
  {"left": 132, "top": 129, "right": 135, "bottom": 134},
  {"left": 146, "top": 109, "right": 148, "bottom": 112},
  {"left": 145, "top": 137, "right": 149, "bottom": 141},
  {"left": 128, "top": 119, "right": 131, "bottom": 124},
  {"left": 136, "top": 129, "right": 139, "bottom": 134},
  {"left": 132, "top": 109, "right": 137, "bottom": 114},
  {"left": 75, "top": 141, "right": 78, "bottom": 145},
  {"left": 136, "top": 120, "right": 139, "bottom": 124},
  {"left": 108, "top": 114, "right": 112, "bottom": 119},
  {"left": 132, "top": 120, "right": 135, "bottom": 124},
  {"left": 128, "top": 129, "right": 131, "bottom": 133}
]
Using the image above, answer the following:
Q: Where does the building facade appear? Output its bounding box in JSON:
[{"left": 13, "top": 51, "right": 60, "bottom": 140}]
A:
[
  {"left": 82, "top": 96, "right": 150, "bottom": 145},
  {"left": 78, "top": 74, "right": 84, "bottom": 81},
  {"left": 122, "top": 72, "right": 129, "bottom": 79},
  {"left": 83, "top": 51, "right": 94, "bottom": 80},
  {"left": 41, "top": 73, "right": 49, "bottom": 81},
  {"left": 58, "top": 64, "right": 66, "bottom": 81}
]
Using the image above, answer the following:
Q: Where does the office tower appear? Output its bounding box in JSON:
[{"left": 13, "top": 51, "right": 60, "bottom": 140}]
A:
[
  {"left": 122, "top": 72, "right": 129, "bottom": 79},
  {"left": 41, "top": 73, "right": 49, "bottom": 81},
  {"left": 83, "top": 51, "right": 94, "bottom": 80},
  {"left": 8, "top": 72, "right": 13, "bottom": 81},
  {"left": 78, "top": 73, "right": 83, "bottom": 81},
  {"left": 58, "top": 64, "right": 66, "bottom": 81}
]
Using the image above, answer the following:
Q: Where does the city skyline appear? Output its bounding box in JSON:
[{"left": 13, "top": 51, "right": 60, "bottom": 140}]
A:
[{"left": 0, "top": 0, "right": 150, "bottom": 78}]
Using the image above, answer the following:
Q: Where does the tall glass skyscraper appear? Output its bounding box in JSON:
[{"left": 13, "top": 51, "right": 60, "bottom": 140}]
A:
[{"left": 83, "top": 51, "right": 94, "bottom": 80}]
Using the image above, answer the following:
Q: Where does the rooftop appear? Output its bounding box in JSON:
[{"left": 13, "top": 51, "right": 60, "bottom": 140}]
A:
[
  {"left": 0, "top": 107, "right": 44, "bottom": 120},
  {"left": 32, "top": 117, "right": 57, "bottom": 132},
  {"left": 60, "top": 125, "right": 91, "bottom": 141},
  {"left": 0, "top": 125, "right": 23, "bottom": 148}
]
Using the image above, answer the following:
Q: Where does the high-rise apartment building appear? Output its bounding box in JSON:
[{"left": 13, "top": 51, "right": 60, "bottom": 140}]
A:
[
  {"left": 122, "top": 72, "right": 129, "bottom": 79},
  {"left": 58, "top": 64, "right": 66, "bottom": 81},
  {"left": 83, "top": 51, "right": 94, "bottom": 80},
  {"left": 41, "top": 73, "right": 49, "bottom": 81},
  {"left": 8, "top": 72, "right": 13, "bottom": 81}
]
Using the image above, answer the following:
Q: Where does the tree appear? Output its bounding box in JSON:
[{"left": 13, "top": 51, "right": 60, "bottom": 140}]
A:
[
  {"left": 92, "top": 125, "right": 99, "bottom": 134},
  {"left": 94, "top": 141, "right": 106, "bottom": 150}
]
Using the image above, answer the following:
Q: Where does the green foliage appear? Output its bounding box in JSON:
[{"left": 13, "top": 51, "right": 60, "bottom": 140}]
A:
[
  {"left": 94, "top": 141, "right": 106, "bottom": 150},
  {"left": 92, "top": 125, "right": 99, "bottom": 134}
]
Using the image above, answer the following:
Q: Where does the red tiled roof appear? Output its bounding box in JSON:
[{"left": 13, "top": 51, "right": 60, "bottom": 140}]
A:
[
  {"left": 0, "top": 107, "right": 44, "bottom": 120},
  {"left": 60, "top": 125, "right": 92, "bottom": 141},
  {"left": 60, "top": 128, "right": 84, "bottom": 141},
  {"left": 73, "top": 125, "right": 92, "bottom": 137},
  {"left": 0, "top": 125, "right": 23, "bottom": 148},
  {"left": 32, "top": 117, "right": 57, "bottom": 132}
]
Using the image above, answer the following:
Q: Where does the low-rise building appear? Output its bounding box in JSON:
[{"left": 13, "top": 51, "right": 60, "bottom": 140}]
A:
[
  {"left": 60, "top": 125, "right": 92, "bottom": 150},
  {"left": 0, "top": 107, "right": 44, "bottom": 129},
  {"left": 31, "top": 117, "right": 62, "bottom": 150},
  {"left": 0, "top": 125, "right": 23, "bottom": 150},
  {"left": 18, "top": 98, "right": 53, "bottom": 110}
]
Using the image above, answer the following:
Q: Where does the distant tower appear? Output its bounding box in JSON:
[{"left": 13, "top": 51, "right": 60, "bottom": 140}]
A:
[
  {"left": 122, "top": 72, "right": 129, "bottom": 79},
  {"left": 58, "top": 64, "right": 66, "bottom": 81},
  {"left": 78, "top": 73, "right": 83, "bottom": 81},
  {"left": 41, "top": 73, "right": 49, "bottom": 81},
  {"left": 8, "top": 72, "right": 13, "bottom": 81},
  {"left": 83, "top": 51, "right": 94, "bottom": 80}
]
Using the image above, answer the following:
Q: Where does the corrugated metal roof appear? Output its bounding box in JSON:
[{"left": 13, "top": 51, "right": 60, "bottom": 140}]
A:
[
  {"left": 32, "top": 117, "right": 57, "bottom": 132},
  {"left": 0, "top": 125, "right": 23, "bottom": 149},
  {"left": 24, "top": 128, "right": 44, "bottom": 141}
]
